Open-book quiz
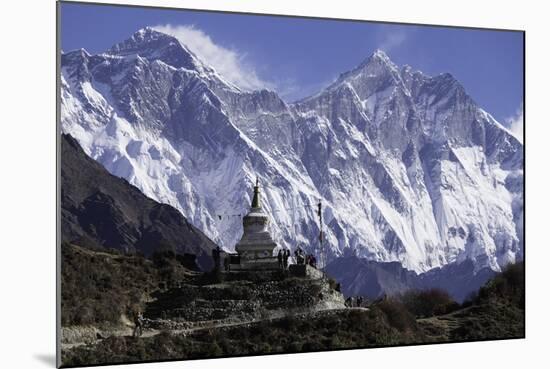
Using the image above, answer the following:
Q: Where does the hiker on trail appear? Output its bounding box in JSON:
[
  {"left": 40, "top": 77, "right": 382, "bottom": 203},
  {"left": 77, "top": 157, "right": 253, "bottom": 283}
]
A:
[
  {"left": 295, "top": 248, "right": 304, "bottom": 265},
  {"left": 277, "top": 249, "right": 283, "bottom": 269},
  {"left": 357, "top": 296, "right": 363, "bottom": 307},
  {"left": 224, "top": 255, "right": 230, "bottom": 271},
  {"left": 133, "top": 311, "right": 144, "bottom": 337},
  {"left": 212, "top": 246, "right": 221, "bottom": 271},
  {"left": 283, "top": 249, "right": 290, "bottom": 269}
]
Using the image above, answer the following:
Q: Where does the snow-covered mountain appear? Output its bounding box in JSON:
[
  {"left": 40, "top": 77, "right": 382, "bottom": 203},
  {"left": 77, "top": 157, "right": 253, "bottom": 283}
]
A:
[{"left": 60, "top": 27, "right": 523, "bottom": 273}]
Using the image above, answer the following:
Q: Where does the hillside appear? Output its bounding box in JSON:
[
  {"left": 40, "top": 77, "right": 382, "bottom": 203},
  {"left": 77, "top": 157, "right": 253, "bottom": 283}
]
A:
[
  {"left": 62, "top": 308, "right": 425, "bottom": 366},
  {"left": 60, "top": 244, "right": 524, "bottom": 366},
  {"left": 61, "top": 242, "right": 420, "bottom": 366},
  {"left": 418, "top": 262, "right": 524, "bottom": 342},
  {"left": 61, "top": 133, "right": 217, "bottom": 270},
  {"left": 61, "top": 242, "right": 197, "bottom": 328}
]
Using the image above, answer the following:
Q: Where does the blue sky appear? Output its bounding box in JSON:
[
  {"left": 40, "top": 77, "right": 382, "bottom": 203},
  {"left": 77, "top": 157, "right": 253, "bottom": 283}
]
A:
[{"left": 60, "top": 2, "right": 524, "bottom": 132}]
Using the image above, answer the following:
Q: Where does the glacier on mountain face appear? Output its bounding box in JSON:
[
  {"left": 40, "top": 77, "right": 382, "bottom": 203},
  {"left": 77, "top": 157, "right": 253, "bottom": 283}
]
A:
[{"left": 60, "top": 27, "right": 523, "bottom": 273}]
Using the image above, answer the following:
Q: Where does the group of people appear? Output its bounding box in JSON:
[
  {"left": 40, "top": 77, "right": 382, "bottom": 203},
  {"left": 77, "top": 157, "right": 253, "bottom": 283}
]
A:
[
  {"left": 345, "top": 296, "right": 365, "bottom": 308},
  {"left": 277, "top": 248, "right": 291, "bottom": 270},
  {"left": 214, "top": 244, "right": 320, "bottom": 272},
  {"left": 305, "top": 254, "right": 317, "bottom": 268},
  {"left": 294, "top": 247, "right": 317, "bottom": 268},
  {"left": 276, "top": 247, "right": 319, "bottom": 270}
]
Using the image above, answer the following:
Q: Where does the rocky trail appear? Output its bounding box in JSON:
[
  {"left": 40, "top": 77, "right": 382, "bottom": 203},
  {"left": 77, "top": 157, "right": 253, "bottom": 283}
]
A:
[{"left": 62, "top": 307, "right": 370, "bottom": 350}]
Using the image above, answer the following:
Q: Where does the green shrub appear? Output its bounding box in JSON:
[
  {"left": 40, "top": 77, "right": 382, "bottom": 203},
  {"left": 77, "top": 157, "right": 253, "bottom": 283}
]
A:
[
  {"left": 400, "top": 289, "right": 459, "bottom": 318},
  {"left": 376, "top": 298, "right": 417, "bottom": 332}
]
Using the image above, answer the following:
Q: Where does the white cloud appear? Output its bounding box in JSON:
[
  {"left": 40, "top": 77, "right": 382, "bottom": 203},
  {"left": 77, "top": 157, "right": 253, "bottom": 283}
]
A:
[
  {"left": 153, "top": 24, "right": 273, "bottom": 91},
  {"left": 506, "top": 103, "right": 524, "bottom": 143},
  {"left": 377, "top": 29, "right": 407, "bottom": 53}
]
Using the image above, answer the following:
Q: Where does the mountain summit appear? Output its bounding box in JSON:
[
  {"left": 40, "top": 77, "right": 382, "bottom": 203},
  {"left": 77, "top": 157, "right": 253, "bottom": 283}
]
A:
[
  {"left": 60, "top": 29, "right": 523, "bottom": 273},
  {"left": 107, "top": 27, "right": 207, "bottom": 73}
]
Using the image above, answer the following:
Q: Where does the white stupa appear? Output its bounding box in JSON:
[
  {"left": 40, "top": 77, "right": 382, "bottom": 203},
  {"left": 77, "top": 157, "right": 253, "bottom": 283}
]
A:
[{"left": 234, "top": 177, "right": 279, "bottom": 270}]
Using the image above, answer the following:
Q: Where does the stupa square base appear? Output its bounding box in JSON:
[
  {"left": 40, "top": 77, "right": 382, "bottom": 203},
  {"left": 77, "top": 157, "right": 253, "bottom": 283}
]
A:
[{"left": 231, "top": 257, "right": 280, "bottom": 271}]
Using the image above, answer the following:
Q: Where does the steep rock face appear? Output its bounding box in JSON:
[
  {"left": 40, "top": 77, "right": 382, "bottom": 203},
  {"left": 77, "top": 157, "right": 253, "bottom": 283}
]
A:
[
  {"left": 61, "top": 27, "right": 523, "bottom": 273},
  {"left": 61, "top": 133, "right": 217, "bottom": 270},
  {"left": 291, "top": 51, "right": 523, "bottom": 272}
]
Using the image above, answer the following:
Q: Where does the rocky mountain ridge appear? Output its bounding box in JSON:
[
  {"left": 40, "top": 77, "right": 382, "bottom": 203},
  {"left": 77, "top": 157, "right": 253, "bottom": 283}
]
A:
[{"left": 60, "top": 27, "right": 523, "bottom": 273}]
